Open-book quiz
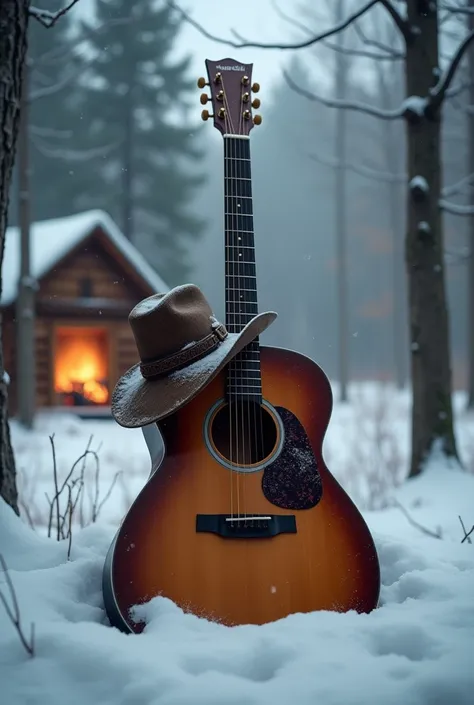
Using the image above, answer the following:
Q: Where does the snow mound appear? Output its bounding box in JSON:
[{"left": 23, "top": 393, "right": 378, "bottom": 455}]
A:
[{"left": 1, "top": 460, "right": 473, "bottom": 704}]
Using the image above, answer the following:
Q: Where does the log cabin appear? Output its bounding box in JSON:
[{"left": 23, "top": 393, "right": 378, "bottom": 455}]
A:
[{"left": 1, "top": 210, "right": 169, "bottom": 417}]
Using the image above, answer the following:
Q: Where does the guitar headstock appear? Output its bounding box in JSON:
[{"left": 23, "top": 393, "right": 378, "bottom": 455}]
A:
[{"left": 197, "top": 58, "right": 262, "bottom": 137}]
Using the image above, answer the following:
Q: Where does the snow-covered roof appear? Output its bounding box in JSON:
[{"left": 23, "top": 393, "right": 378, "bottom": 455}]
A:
[{"left": 1, "top": 209, "right": 169, "bottom": 306}]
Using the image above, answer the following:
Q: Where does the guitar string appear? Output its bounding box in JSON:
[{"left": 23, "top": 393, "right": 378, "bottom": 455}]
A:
[
  {"left": 254, "top": 106, "right": 264, "bottom": 476},
  {"left": 249, "top": 127, "right": 265, "bottom": 514},
  {"left": 245, "top": 129, "right": 265, "bottom": 496},
  {"left": 237, "top": 110, "right": 248, "bottom": 524},
  {"left": 238, "top": 129, "right": 251, "bottom": 523},
  {"left": 243, "top": 130, "right": 263, "bottom": 491},
  {"left": 235, "top": 105, "right": 243, "bottom": 520},
  {"left": 222, "top": 78, "right": 240, "bottom": 522},
  {"left": 222, "top": 78, "right": 235, "bottom": 523}
]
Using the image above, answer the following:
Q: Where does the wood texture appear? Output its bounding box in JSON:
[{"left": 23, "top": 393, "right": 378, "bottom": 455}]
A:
[
  {"left": 2, "top": 228, "right": 154, "bottom": 415},
  {"left": 0, "top": 0, "right": 29, "bottom": 513},
  {"left": 405, "top": 0, "right": 458, "bottom": 475},
  {"left": 108, "top": 347, "right": 380, "bottom": 631}
]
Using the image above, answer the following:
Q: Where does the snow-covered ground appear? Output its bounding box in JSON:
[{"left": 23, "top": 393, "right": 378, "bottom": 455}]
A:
[{"left": 1, "top": 382, "right": 473, "bottom": 705}]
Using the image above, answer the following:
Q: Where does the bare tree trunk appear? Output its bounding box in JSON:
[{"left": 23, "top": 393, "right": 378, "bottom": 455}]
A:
[
  {"left": 17, "top": 58, "right": 36, "bottom": 429},
  {"left": 467, "top": 1, "right": 474, "bottom": 409},
  {"left": 388, "top": 164, "right": 407, "bottom": 389},
  {"left": 335, "top": 0, "right": 349, "bottom": 402},
  {"left": 378, "top": 66, "right": 407, "bottom": 389},
  {"left": 122, "top": 85, "right": 134, "bottom": 242},
  {"left": 0, "top": 0, "right": 30, "bottom": 513},
  {"left": 405, "top": 1, "right": 459, "bottom": 476}
]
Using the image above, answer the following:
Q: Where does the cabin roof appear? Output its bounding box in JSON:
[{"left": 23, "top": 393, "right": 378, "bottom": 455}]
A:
[{"left": 1, "top": 209, "right": 169, "bottom": 306}]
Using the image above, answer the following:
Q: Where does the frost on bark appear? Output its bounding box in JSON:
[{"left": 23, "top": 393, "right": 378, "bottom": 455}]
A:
[
  {"left": 468, "top": 0, "right": 474, "bottom": 410},
  {"left": 405, "top": 1, "right": 458, "bottom": 476},
  {"left": 0, "top": 0, "right": 30, "bottom": 513}
]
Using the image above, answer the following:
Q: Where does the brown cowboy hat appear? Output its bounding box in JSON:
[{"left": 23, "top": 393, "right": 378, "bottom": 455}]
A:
[{"left": 111, "top": 283, "right": 277, "bottom": 428}]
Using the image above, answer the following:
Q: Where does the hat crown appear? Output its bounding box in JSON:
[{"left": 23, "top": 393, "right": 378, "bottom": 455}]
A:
[{"left": 129, "top": 284, "right": 215, "bottom": 363}]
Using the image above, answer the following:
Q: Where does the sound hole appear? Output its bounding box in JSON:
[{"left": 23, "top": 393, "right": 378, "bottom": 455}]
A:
[{"left": 210, "top": 401, "right": 278, "bottom": 467}]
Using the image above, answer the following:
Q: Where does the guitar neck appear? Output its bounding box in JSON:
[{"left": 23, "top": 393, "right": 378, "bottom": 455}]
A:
[
  {"left": 224, "top": 135, "right": 258, "bottom": 330},
  {"left": 224, "top": 135, "right": 261, "bottom": 402}
]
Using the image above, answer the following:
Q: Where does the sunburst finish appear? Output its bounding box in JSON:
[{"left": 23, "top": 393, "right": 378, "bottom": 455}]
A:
[
  {"left": 103, "top": 57, "right": 380, "bottom": 633},
  {"left": 103, "top": 346, "right": 380, "bottom": 632}
]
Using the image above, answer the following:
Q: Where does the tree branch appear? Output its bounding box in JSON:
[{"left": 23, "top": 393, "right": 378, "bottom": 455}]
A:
[
  {"left": 308, "top": 149, "right": 406, "bottom": 182},
  {"left": 270, "top": 0, "right": 402, "bottom": 61},
  {"left": 31, "top": 135, "right": 121, "bottom": 162},
  {"left": 353, "top": 21, "right": 403, "bottom": 56},
  {"left": 29, "top": 0, "right": 81, "bottom": 28},
  {"left": 440, "top": 3, "right": 474, "bottom": 13},
  {"left": 442, "top": 171, "right": 474, "bottom": 197},
  {"left": 167, "top": 0, "right": 381, "bottom": 50},
  {"left": 445, "top": 80, "right": 472, "bottom": 99},
  {"left": 459, "top": 516, "right": 474, "bottom": 543},
  {"left": 30, "top": 125, "right": 73, "bottom": 139},
  {"left": 378, "top": 0, "right": 411, "bottom": 40},
  {"left": 29, "top": 70, "right": 78, "bottom": 102},
  {"left": 323, "top": 38, "right": 402, "bottom": 61},
  {"left": 439, "top": 198, "right": 474, "bottom": 215},
  {"left": 429, "top": 30, "right": 474, "bottom": 112},
  {"left": 283, "top": 70, "right": 405, "bottom": 120}
]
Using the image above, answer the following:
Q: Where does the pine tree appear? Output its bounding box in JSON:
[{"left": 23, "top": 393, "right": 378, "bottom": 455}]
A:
[
  {"left": 9, "top": 0, "right": 93, "bottom": 225},
  {"left": 79, "top": 0, "right": 206, "bottom": 283}
]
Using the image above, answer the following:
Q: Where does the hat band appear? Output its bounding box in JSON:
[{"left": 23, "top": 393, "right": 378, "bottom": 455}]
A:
[{"left": 139, "top": 321, "right": 228, "bottom": 379}]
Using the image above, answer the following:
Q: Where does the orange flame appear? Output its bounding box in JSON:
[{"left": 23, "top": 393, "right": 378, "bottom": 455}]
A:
[{"left": 55, "top": 328, "right": 109, "bottom": 404}]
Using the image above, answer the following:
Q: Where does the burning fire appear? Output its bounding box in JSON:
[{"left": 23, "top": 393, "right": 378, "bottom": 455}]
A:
[{"left": 55, "top": 328, "right": 109, "bottom": 405}]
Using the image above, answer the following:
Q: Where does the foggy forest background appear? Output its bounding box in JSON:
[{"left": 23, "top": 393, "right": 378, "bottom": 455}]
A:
[{"left": 7, "top": 0, "right": 470, "bottom": 390}]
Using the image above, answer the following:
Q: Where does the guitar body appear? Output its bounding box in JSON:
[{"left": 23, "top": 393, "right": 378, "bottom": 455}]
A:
[{"left": 103, "top": 346, "right": 380, "bottom": 633}]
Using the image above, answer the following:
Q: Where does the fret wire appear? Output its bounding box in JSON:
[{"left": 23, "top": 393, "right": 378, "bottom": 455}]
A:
[
  {"left": 224, "top": 136, "right": 263, "bottom": 398},
  {"left": 225, "top": 385, "right": 262, "bottom": 389},
  {"left": 224, "top": 212, "right": 253, "bottom": 216},
  {"left": 226, "top": 193, "right": 252, "bottom": 201}
]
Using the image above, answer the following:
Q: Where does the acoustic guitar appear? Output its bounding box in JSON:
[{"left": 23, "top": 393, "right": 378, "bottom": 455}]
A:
[{"left": 102, "top": 59, "right": 380, "bottom": 633}]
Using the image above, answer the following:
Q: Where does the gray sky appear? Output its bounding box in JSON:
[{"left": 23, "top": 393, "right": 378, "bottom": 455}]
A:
[
  {"left": 75, "top": 0, "right": 316, "bottom": 94},
  {"left": 172, "top": 0, "right": 300, "bottom": 91}
]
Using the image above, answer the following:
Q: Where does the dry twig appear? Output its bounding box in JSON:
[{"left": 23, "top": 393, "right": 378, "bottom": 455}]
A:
[
  {"left": 29, "top": 0, "right": 81, "bottom": 28},
  {"left": 167, "top": 0, "right": 381, "bottom": 50},
  {"left": 390, "top": 499, "right": 443, "bottom": 539},
  {"left": 0, "top": 554, "right": 35, "bottom": 657},
  {"left": 459, "top": 516, "right": 474, "bottom": 544}
]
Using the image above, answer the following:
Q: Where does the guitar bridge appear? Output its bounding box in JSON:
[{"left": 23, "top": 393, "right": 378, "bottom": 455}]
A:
[{"left": 196, "top": 513, "right": 296, "bottom": 539}]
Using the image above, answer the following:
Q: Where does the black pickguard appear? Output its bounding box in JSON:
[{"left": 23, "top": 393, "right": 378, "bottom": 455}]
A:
[{"left": 262, "top": 406, "right": 322, "bottom": 510}]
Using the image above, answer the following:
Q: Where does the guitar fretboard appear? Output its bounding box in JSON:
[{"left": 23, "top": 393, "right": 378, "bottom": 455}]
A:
[{"left": 224, "top": 135, "right": 262, "bottom": 403}]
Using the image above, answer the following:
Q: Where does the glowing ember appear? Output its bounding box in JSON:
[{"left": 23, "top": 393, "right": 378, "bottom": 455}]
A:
[{"left": 55, "top": 328, "right": 109, "bottom": 405}]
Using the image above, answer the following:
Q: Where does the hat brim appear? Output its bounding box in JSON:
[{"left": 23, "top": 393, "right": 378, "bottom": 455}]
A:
[{"left": 111, "top": 311, "right": 277, "bottom": 428}]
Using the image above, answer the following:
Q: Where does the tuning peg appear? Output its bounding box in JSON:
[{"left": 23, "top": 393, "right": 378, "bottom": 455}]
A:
[
  {"left": 251, "top": 82, "right": 260, "bottom": 93},
  {"left": 200, "top": 94, "right": 210, "bottom": 105},
  {"left": 201, "top": 109, "right": 213, "bottom": 121},
  {"left": 253, "top": 114, "right": 262, "bottom": 126},
  {"left": 197, "top": 77, "right": 208, "bottom": 88},
  {"left": 251, "top": 98, "right": 261, "bottom": 109}
]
